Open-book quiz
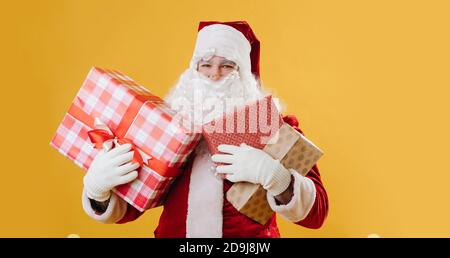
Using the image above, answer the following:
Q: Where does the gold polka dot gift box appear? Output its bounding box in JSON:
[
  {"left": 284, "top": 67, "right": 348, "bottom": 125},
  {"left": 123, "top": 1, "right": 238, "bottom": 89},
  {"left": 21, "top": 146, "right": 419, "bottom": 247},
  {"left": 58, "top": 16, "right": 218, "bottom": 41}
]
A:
[{"left": 227, "top": 123, "right": 324, "bottom": 224}]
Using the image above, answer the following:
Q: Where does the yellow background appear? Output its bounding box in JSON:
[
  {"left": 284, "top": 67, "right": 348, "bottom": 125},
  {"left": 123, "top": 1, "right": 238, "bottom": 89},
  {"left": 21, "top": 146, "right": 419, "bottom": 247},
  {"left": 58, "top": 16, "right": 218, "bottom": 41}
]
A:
[{"left": 1, "top": 0, "right": 449, "bottom": 238}]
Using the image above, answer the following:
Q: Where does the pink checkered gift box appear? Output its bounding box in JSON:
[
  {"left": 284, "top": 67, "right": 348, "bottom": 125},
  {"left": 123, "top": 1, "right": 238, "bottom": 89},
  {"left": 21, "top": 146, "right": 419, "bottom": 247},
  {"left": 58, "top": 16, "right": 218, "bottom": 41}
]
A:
[{"left": 50, "top": 67, "right": 202, "bottom": 211}]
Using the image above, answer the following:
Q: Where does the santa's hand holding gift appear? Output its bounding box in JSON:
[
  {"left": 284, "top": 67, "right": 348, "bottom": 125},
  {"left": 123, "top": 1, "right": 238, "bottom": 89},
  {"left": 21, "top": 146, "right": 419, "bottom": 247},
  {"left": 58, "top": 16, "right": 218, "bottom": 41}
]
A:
[
  {"left": 212, "top": 143, "right": 292, "bottom": 197},
  {"left": 81, "top": 21, "right": 329, "bottom": 237},
  {"left": 84, "top": 143, "right": 139, "bottom": 203}
]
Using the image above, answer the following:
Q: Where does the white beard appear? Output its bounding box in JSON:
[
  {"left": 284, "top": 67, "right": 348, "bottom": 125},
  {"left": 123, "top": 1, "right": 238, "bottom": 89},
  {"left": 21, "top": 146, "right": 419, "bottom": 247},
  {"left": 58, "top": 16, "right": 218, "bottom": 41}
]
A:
[
  {"left": 163, "top": 68, "right": 265, "bottom": 237},
  {"left": 165, "top": 68, "right": 264, "bottom": 128}
]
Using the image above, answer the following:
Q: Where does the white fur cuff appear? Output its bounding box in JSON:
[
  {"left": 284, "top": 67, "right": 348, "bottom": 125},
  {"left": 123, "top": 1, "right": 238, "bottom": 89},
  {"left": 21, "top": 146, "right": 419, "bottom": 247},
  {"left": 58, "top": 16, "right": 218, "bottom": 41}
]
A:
[
  {"left": 266, "top": 170, "right": 316, "bottom": 223},
  {"left": 81, "top": 187, "right": 127, "bottom": 224}
]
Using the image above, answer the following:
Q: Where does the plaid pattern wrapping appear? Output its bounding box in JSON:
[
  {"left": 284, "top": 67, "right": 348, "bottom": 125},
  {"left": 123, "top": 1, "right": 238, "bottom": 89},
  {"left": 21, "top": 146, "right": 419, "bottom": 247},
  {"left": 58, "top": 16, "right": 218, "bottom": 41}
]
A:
[
  {"left": 127, "top": 103, "right": 200, "bottom": 168},
  {"left": 50, "top": 67, "right": 201, "bottom": 211},
  {"left": 51, "top": 113, "right": 96, "bottom": 170}
]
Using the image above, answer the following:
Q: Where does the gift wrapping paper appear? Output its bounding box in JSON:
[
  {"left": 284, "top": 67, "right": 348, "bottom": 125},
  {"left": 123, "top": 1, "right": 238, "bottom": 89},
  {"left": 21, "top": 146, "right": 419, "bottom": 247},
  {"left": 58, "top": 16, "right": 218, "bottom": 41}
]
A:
[{"left": 50, "top": 67, "right": 202, "bottom": 211}]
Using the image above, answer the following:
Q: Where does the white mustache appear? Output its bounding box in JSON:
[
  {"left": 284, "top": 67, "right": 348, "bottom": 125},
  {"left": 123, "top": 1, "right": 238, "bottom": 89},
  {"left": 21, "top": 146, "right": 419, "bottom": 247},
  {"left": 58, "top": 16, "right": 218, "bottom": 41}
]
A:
[
  {"left": 165, "top": 68, "right": 265, "bottom": 126},
  {"left": 193, "top": 71, "right": 241, "bottom": 95}
]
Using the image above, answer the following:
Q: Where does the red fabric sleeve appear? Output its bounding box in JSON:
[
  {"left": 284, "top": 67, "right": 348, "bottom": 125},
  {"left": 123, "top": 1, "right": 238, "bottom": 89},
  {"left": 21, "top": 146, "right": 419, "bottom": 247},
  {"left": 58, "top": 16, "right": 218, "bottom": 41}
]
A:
[
  {"left": 116, "top": 204, "right": 144, "bottom": 224},
  {"left": 282, "top": 115, "right": 329, "bottom": 229}
]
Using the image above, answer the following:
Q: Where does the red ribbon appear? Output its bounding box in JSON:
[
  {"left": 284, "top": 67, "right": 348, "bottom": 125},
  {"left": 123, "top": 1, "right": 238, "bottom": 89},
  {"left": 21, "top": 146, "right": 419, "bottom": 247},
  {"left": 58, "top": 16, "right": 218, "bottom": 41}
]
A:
[{"left": 87, "top": 129, "right": 144, "bottom": 167}]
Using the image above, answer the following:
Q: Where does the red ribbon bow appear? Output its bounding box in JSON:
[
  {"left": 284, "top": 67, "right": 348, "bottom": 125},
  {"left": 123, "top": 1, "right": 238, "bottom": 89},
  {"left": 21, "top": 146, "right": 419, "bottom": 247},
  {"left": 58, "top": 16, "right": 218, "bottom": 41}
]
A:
[{"left": 88, "top": 129, "right": 144, "bottom": 167}]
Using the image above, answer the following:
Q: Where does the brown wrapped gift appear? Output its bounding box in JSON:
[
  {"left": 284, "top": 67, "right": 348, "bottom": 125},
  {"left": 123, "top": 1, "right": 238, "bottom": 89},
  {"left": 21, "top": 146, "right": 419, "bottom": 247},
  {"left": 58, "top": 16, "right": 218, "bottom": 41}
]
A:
[{"left": 226, "top": 123, "right": 324, "bottom": 224}]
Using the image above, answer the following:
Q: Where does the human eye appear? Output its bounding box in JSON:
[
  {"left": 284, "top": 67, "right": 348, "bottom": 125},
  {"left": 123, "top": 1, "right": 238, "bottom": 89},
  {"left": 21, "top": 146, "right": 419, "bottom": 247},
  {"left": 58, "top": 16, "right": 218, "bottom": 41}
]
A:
[
  {"left": 200, "top": 63, "right": 211, "bottom": 68},
  {"left": 221, "top": 64, "right": 235, "bottom": 69}
]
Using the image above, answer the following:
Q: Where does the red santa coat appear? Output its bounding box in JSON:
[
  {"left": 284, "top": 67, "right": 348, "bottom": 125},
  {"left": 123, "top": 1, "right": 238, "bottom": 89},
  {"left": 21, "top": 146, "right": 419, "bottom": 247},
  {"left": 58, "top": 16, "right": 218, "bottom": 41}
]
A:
[{"left": 116, "top": 115, "right": 329, "bottom": 237}]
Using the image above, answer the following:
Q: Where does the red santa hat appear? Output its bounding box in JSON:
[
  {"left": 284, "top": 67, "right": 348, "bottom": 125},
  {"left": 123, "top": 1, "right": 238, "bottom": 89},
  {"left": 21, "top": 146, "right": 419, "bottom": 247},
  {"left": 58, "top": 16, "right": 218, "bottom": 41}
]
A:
[{"left": 189, "top": 21, "right": 261, "bottom": 79}]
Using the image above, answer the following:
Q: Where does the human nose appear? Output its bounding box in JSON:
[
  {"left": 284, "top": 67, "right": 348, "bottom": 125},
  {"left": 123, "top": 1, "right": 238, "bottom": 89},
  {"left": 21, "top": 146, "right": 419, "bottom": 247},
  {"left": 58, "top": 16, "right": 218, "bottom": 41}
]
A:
[{"left": 208, "top": 66, "right": 221, "bottom": 81}]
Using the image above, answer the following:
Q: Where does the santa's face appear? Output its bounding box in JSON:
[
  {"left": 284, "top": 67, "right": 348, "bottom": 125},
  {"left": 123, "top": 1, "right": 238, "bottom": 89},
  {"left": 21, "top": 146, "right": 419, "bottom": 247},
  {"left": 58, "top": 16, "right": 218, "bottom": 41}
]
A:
[
  {"left": 197, "top": 56, "right": 238, "bottom": 81},
  {"left": 165, "top": 55, "right": 264, "bottom": 130}
]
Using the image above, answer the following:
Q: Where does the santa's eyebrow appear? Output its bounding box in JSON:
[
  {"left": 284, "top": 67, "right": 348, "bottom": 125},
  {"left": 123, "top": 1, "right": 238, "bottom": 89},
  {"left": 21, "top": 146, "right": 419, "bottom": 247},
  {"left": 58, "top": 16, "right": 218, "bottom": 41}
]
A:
[
  {"left": 220, "top": 60, "right": 237, "bottom": 66},
  {"left": 198, "top": 59, "right": 237, "bottom": 66}
]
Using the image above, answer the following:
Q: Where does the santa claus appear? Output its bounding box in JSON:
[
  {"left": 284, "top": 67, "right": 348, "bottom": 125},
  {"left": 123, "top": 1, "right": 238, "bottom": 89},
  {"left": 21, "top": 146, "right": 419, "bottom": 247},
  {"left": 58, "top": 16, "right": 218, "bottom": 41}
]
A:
[{"left": 81, "top": 21, "right": 329, "bottom": 238}]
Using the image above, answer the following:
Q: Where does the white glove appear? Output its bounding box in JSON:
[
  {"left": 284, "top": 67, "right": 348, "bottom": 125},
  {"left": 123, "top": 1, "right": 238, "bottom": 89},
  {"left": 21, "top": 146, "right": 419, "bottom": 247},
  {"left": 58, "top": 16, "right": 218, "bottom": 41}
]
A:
[
  {"left": 211, "top": 143, "right": 292, "bottom": 196},
  {"left": 83, "top": 143, "right": 140, "bottom": 202}
]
